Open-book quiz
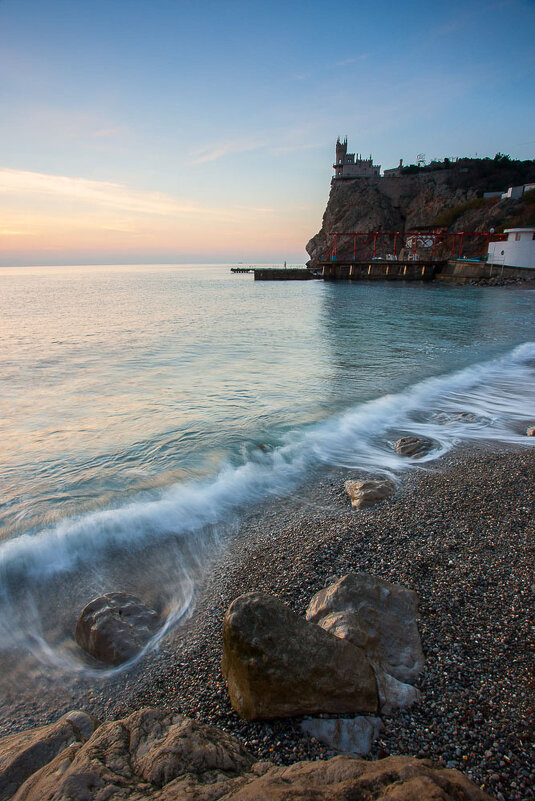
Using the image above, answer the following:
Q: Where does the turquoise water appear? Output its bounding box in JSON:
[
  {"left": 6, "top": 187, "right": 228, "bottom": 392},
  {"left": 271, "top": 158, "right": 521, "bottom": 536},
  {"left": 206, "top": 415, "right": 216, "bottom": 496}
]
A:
[{"left": 0, "top": 264, "right": 534, "bottom": 672}]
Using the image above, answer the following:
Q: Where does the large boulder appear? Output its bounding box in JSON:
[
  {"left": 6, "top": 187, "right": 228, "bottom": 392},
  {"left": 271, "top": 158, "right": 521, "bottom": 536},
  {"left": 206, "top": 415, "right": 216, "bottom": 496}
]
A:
[
  {"left": 222, "top": 592, "right": 378, "bottom": 720},
  {"left": 344, "top": 479, "right": 395, "bottom": 509},
  {"left": 75, "top": 592, "right": 160, "bottom": 666},
  {"left": 393, "top": 436, "right": 433, "bottom": 458},
  {"left": 0, "top": 711, "right": 99, "bottom": 801},
  {"left": 2, "top": 708, "right": 493, "bottom": 801},
  {"left": 307, "top": 574, "right": 424, "bottom": 687}
]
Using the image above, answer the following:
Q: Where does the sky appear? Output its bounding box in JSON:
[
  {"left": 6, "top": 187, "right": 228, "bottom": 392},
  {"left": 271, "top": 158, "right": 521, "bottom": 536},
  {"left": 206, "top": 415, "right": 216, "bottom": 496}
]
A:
[{"left": 1, "top": 0, "right": 534, "bottom": 266}]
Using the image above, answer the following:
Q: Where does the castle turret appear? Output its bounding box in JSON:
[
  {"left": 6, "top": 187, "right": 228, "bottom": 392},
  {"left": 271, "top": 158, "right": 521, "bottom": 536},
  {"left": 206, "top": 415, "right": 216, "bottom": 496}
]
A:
[{"left": 335, "top": 136, "right": 348, "bottom": 167}]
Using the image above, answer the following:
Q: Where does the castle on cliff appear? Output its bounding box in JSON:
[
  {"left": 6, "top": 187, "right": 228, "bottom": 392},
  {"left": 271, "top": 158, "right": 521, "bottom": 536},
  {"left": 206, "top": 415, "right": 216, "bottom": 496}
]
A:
[
  {"left": 333, "top": 137, "right": 403, "bottom": 180},
  {"left": 333, "top": 137, "right": 381, "bottom": 179}
]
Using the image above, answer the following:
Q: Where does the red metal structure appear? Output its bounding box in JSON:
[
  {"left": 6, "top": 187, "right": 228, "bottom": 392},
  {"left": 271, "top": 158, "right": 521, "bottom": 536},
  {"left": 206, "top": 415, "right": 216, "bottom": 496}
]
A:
[{"left": 324, "top": 230, "right": 492, "bottom": 262}]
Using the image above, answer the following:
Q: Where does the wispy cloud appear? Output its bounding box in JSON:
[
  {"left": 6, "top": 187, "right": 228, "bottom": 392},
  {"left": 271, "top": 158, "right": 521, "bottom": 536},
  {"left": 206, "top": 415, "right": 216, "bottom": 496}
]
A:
[
  {"left": 191, "top": 137, "right": 271, "bottom": 164},
  {"left": 334, "top": 55, "right": 368, "bottom": 67},
  {"left": 0, "top": 227, "right": 27, "bottom": 236},
  {"left": 290, "top": 53, "right": 369, "bottom": 83},
  {"left": 0, "top": 168, "right": 259, "bottom": 219},
  {"left": 191, "top": 128, "right": 321, "bottom": 164},
  {"left": 90, "top": 127, "right": 125, "bottom": 139}
]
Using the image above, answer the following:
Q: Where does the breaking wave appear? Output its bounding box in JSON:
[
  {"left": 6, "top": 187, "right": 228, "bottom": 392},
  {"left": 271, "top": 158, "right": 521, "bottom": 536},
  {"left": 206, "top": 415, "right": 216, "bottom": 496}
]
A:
[{"left": 0, "top": 341, "right": 533, "bottom": 674}]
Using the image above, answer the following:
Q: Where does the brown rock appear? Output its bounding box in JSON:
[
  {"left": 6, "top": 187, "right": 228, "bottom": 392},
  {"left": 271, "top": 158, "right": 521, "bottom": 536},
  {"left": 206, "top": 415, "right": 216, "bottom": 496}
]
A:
[
  {"left": 307, "top": 574, "right": 424, "bottom": 684},
  {"left": 230, "top": 755, "right": 493, "bottom": 801},
  {"left": 344, "top": 479, "right": 395, "bottom": 509},
  {"left": 0, "top": 711, "right": 99, "bottom": 801},
  {"left": 393, "top": 436, "right": 433, "bottom": 458},
  {"left": 75, "top": 592, "right": 160, "bottom": 665},
  {"left": 4, "top": 709, "right": 493, "bottom": 801},
  {"left": 222, "top": 592, "right": 378, "bottom": 720},
  {"left": 10, "top": 708, "right": 253, "bottom": 801},
  {"left": 526, "top": 425, "right": 535, "bottom": 436},
  {"left": 315, "top": 610, "right": 421, "bottom": 712}
]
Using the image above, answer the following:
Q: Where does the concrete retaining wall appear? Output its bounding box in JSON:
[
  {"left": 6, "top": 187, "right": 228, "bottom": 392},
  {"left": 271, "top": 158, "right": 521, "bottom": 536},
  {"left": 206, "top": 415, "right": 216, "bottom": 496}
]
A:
[
  {"left": 321, "top": 261, "right": 439, "bottom": 281},
  {"left": 435, "top": 260, "right": 535, "bottom": 283},
  {"left": 254, "top": 268, "right": 315, "bottom": 281}
]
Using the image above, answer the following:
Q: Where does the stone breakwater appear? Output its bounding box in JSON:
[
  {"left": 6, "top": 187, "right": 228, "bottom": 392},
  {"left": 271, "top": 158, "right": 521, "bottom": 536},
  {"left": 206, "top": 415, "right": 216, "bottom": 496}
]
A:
[{"left": 0, "top": 446, "right": 533, "bottom": 801}]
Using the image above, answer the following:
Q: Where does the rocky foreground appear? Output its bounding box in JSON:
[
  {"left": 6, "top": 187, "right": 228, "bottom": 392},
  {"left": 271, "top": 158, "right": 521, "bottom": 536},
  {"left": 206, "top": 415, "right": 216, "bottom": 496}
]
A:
[
  {"left": 0, "top": 707, "right": 494, "bottom": 801},
  {"left": 0, "top": 446, "right": 533, "bottom": 800}
]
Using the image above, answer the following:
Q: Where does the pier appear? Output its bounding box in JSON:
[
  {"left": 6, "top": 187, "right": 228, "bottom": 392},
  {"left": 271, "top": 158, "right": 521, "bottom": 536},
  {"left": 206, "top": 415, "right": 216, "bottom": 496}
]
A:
[
  {"left": 320, "top": 260, "right": 441, "bottom": 281},
  {"left": 253, "top": 268, "right": 316, "bottom": 281}
]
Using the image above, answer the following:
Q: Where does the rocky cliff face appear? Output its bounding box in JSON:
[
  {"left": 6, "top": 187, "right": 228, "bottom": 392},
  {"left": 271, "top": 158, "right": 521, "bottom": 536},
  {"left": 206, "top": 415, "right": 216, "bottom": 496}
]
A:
[{"left": 306, "top": 162, "right": 535, "bottom": 266}]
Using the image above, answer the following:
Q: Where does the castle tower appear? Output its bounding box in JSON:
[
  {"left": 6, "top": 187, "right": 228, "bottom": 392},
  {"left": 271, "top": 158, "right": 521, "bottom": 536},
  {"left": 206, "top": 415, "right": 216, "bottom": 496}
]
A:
[
  {"left": 335, "top": 136, "right": 348, "bottom": 166},
  {"left": 333, "top": 136, "right": 381, "bottom": 180}
]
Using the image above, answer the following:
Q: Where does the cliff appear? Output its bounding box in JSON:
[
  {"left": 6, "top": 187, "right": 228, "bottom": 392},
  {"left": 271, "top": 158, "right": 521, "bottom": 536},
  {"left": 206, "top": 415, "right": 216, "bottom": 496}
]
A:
[{"left": 306, "top": 158, "right": 535, "bottom": 266}]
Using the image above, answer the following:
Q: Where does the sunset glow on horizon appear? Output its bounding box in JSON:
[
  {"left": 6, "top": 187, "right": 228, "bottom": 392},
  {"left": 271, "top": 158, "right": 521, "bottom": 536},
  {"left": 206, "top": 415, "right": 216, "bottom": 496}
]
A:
[{"left": 1, "top": 0, "right": 534, "bottom": 266}]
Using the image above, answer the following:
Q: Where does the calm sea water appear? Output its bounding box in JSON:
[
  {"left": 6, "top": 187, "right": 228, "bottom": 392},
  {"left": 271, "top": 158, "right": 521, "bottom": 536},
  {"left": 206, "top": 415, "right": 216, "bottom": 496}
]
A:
[{"left": 0, "top": 264, "right": 534, "bottom": 674}]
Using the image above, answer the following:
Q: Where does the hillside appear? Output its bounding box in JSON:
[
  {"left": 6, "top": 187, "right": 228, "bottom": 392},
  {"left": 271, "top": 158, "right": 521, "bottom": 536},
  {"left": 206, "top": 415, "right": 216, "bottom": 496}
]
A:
[{"left": 306, "top": 157, "right": 535, "bottom": 266}]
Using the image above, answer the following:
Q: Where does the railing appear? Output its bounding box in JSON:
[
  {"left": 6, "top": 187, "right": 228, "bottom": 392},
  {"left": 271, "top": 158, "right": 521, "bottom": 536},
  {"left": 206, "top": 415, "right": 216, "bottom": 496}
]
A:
[{"left": 323, "top": 231, "right": 492, "bottom": 262}]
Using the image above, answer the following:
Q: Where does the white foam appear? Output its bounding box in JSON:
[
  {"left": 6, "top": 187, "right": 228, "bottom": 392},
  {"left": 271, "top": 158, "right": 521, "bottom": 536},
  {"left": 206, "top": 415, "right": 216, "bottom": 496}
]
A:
[
  {"left": 1, "top": 342, "right": 534, "bottom": 587},
  {"left": 0, "top": 342, "right": 533, "bottom": 672}
]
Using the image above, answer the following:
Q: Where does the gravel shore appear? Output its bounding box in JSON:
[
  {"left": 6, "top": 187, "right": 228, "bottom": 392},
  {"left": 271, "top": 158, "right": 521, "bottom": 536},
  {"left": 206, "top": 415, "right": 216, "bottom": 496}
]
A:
[{"left": 2, "top": 444, "right": 534, "bottom": 801}]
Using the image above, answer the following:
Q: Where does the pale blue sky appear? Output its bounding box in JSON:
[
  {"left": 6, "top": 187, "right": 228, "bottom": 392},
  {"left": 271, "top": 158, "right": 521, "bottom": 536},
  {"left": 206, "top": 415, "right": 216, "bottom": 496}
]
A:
[{"left": 1, "top": 0, "right": 534, "bottom": 264}]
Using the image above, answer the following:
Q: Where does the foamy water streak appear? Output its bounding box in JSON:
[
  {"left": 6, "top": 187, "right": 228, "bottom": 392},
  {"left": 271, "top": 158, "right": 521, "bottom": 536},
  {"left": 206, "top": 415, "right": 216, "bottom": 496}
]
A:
[
  {"left": 311, "top": 341, "right": 535, "bottom": 470},
  {"left": 1, "top": 342, "right": 534, "bottom": 583},
  {"left": 0, "top": 342, "right": 533, "bottom": 672}
]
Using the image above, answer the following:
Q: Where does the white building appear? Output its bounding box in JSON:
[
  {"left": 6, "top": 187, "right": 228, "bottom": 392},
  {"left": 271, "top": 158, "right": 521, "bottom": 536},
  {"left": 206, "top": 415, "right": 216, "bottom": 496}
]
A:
[
  {"left": 487, "top": 227, "right": 535, "bottom": 269},
  {"left": 501, "top": 186, "right": 524, "bottom": 200},
  {"left": 483, "top": 183, "right": 535, "bottom": 200}
]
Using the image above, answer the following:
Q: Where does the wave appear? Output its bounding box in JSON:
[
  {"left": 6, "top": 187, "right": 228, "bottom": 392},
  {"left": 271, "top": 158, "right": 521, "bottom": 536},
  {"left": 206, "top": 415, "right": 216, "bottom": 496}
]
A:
[{"left": 0, "top": 341, "right": 534, "bottom": 673}]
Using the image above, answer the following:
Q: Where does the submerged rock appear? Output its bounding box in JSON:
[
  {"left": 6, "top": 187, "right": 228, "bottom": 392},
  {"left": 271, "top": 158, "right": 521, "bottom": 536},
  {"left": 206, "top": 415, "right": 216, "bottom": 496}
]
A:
[
  {"left": 307, "top": 573, "right": 424, "bottom": 687},
  {"left": 301, "top": 715, "right": 382, "bottom": 756},
  {"left": 433, "top": 411, "right": 481, "bottom": 424},
  {"left": 393, "top": 435, "right": 434, "bottom": 458},
  {"left": 344, "top": 478, "right": 395, "bottom": 509},
  {"left": 0, "top": 707, "right": 494, "bottom": 801},
  {"left": 75, "top": 592, "right": 160, "bottom": 666},
  {"left": 222, "top": 592, "right": 377, "bottom": 720}
]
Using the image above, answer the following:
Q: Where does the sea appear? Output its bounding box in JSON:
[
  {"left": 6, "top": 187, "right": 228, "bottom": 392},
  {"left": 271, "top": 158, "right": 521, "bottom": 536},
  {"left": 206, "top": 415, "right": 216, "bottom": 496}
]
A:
[{"left": 0, "top": 263, "right": 534, "bottom": 681}]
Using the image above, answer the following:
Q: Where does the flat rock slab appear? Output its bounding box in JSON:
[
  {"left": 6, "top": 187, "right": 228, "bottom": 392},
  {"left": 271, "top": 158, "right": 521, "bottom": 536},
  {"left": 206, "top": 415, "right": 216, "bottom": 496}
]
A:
[
  {"left": 75, "top": 592, "right": 160, "bottom": 665},
  {"left": 301, "top": 716, "right": 382, "bottom": 756},
  {"left": 344, "top": 479, "right": 395, "bottom": 509},
  {"left": 222, "top": 592, "right": 377, "bottom": 720},
  {"left": 1, "top": 708, "right": 494, "bottom": 801},
  {"left": 307, "top": 573, "right": 424, "bottom": 685},
  {"left": 393, "top": 435, "right": 434, "bottom": 458}
]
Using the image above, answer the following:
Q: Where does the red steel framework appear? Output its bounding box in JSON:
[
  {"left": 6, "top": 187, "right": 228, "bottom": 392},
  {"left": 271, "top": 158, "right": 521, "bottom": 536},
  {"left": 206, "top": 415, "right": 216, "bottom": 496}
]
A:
[{"left": 324, "top": 231, "right": 495, "bottom": 262}]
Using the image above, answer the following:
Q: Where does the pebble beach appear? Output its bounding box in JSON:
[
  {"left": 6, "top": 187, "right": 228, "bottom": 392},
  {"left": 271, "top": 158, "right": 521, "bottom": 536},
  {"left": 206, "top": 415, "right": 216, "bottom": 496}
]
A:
[{"left": 4, "top": 443, "right": 532, "bottom": 801}]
